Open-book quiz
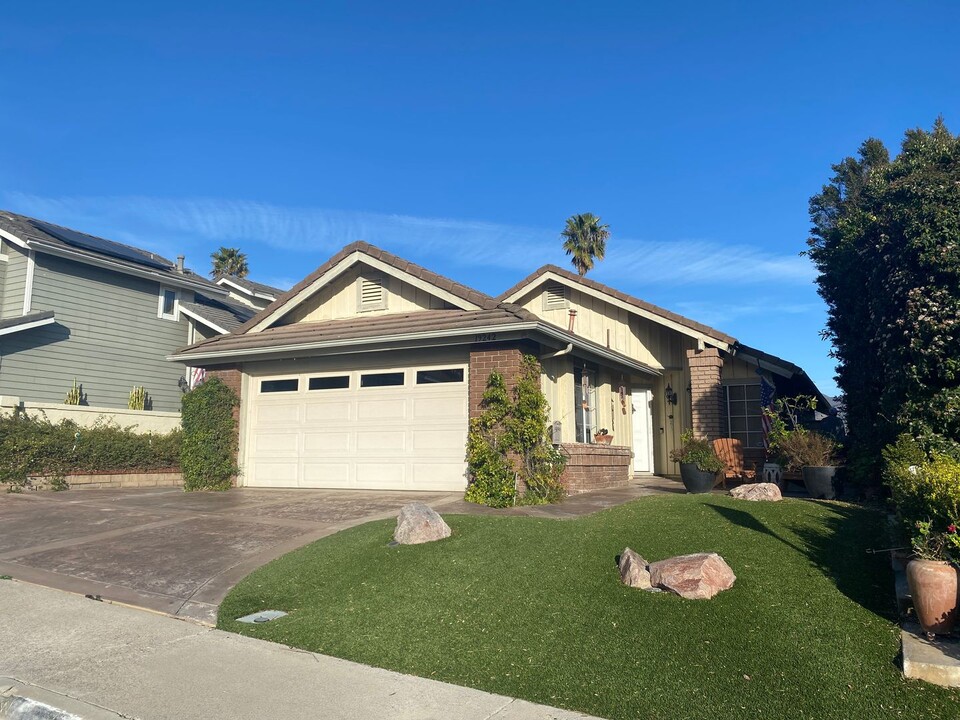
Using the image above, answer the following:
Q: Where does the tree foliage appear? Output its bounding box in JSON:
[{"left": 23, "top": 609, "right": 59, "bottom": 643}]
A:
[
  {"left": 181, "top": 378, "right": 239, "bottom": 491},
  {"left": 807, "top": 119, "right": 960, "bottom": 483},
  {"left": 210, "top": 246, "right": 250, "bottom": 279},
  {"left": 561, "top": 213, "right": 609, "bottom": 276},
  {"left": 465, "top": 356, "right": 566, "bottom": 507}
]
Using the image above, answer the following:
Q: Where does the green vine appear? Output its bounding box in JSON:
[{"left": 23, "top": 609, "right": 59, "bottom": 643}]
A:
[{"left": 180, "top": 378, "right": 239, "bottom": 491}]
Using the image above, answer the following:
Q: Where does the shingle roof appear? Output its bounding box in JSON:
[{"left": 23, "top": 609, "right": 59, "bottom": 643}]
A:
[
  {"left": 174, "top": 305, "right": 539, "bottom": 357},
  {"left": 234, "top": 241, "right": 500, "bottom": 335},
  {"left": 0, "top": 210, "right": 221, "bottom": 293},
  {"left": 214, "top": 275, "right": 283, "bottom": 298},
  {"left": 498, "top": 264, "right": 737, "bottom": 346},
  {"left": 179, "top": 294, "right": 257, "bottom": 333},
  {"left": 0, "top": 310, "right": 55, "bottom": 332}
]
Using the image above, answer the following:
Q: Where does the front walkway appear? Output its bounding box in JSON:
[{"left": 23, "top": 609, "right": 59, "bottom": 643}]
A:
[{"left": 1, "top": 580, "right": 596, "bottom": 720}]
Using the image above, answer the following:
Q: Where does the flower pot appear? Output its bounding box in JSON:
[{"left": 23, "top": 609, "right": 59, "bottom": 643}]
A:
[
  {"left": 679, "top": 463, "right": 717, "bottom": 494},
  {"left": 906, "top": 559, "right": 959, "bottom": 636},
  {"left": 594, "top": 434, "right": 614, "bottom": 445},
  {"left": 801, "top": 466, "right": 836, "bottom": 500}
]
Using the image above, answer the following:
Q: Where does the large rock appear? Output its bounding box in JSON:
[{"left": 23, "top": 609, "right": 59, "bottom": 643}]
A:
[
  {"left": 393, "top": 503, "right": 452, "bottom": 545},
  {"left": 729, "top": 482, "right": 783, "bottom": 502},
  {"left": 619, "top": 547, "right": 652, "bottom": 590},
  {"left": 648, "top": 553, "right": 736, "bottom": 600}
]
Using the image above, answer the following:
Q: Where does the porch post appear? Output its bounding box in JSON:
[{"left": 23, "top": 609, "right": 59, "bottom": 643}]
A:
[{"left": 685, "top": 348, "right": 724, "bottom": 441}]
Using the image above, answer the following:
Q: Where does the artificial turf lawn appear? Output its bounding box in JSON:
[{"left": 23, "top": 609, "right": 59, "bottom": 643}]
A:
[{"left": 219, "top": 495, "right": 959, "bottom": 719}]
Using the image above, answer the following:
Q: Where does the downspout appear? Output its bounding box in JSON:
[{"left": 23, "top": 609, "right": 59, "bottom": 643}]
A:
[{"left": 539, "top": 343, "right": 573, "bottom": 361}]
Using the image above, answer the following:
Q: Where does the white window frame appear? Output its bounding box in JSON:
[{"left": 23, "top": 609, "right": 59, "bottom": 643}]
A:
[
  {"left": 415, "top": 365, "right": 467, "bottom": 385},
  {"left": 724, "top": 382, "right": 764, "bottom": 449},
  {"left": 158, "top": 287, "right": 180, "bottom": 321},
  {"left": 307, "top": 372, "right": 352, "bottom": 392},
  {"left": 258, "top": 376, "right": 302, "bottom": 394}
]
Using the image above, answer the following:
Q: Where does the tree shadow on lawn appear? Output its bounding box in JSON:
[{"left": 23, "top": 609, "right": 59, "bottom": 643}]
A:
[{"left": 705, "top": 500, "right": 894, "bottom": 619}]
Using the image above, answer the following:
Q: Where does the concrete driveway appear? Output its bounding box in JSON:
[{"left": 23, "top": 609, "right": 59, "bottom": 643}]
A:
[{"left": 0, "top": 487, "right": 461, "bottom": 624}]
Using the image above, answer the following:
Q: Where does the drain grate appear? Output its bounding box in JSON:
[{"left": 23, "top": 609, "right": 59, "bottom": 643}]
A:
[{"left": 235, "top": 610, "right": 288, "bottom": 624}]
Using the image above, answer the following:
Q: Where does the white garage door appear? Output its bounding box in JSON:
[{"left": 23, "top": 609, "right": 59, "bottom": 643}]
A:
[{"left": 245, "top": 364, "right": 469, "bottom": 490}]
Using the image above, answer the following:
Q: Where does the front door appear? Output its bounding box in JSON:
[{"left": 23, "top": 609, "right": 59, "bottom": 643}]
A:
[{"left": 632, "top": 387, "right": 655, "bottom": 473}]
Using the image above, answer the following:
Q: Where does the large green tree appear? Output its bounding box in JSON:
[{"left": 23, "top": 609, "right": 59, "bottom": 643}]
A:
[
  {"left": 561, "top": 213, "right": 609, "bottom": 276},
  {"left": 807, "top": 119, "right": 960, "bottom": 483},
  {"left": 210, "top": 246, "right": 249, "bottom": 278}
]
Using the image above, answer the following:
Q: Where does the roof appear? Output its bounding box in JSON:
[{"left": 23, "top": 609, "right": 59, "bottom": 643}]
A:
[
  {"left": 0, "top": 310, "right": 55, "bottom": 336},
  {"left": 170, "top": 302, "right": 658, "bottom": 376},
  {"left": 0, "top": 211, "right": 224, "bottom": 295},
  {"left": 178, "top": 294, "right": 257, "bottom": 334},
  {"left": 214, "top": 275, "right": 283, "bottom": 299},
  {"left": 498, "top": 264, "right": 737, "bottom": 346},
  {"left": 238, "top": 241, "right": 499, "bottom": 334}
]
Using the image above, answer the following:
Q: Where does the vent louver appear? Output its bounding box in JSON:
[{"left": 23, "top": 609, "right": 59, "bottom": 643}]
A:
[
  {"left": 359, "top": 277, "right": 386, "bottom": 310},
  {"left": 544, "top": 282, "right": 568, "bottom": 309}
]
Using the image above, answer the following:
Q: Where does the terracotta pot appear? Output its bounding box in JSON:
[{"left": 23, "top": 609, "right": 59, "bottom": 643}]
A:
[
  {"left": 906, "top": 559, "right": 959, "bottom": 636},
  {"left": 679, "top": 464, "right": 717, "bottom": 494},
  {"left": 594, "top": 434, "right": 614, "bottom": 445}
]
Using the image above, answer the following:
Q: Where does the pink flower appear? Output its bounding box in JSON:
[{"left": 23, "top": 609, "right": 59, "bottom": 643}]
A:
[{"left": 948, "top": 524, "right": 957, "bottom": 534}]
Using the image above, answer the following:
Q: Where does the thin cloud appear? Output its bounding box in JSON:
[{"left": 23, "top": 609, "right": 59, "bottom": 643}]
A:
[{"left": 1, "top": 191, "right": 814, "bottom": 286}]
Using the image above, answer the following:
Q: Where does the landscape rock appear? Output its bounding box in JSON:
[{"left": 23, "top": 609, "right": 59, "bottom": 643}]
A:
[
  {"left": 729, "top": 482, "right": 783, "bottom": 502},
  {"left": 648, "top": 553, "right": 736, "bottom": 600},
  {"left": 393, "top": 503, "right": 452, "bottom": 545},
  {"left": 618, "top": 547, "right": 653, "bottom": 590}
]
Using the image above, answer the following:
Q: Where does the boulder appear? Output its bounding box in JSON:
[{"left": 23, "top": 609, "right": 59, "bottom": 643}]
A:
[
  {"left": 729, "top": 482, "right": 783, "bottom": 502},
  {"left": 648, "top": 553, "right": 736, "bottom": 600},
  {"left": 618, "top": 547, "right": 652, "bottom": 590},
  {"left": 393, "top": 503, "right": 452, "bottom": 545}
]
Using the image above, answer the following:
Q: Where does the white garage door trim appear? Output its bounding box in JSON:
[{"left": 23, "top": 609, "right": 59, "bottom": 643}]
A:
[{"left": 244, "top": 362, "right": 469, "bottom": 491}]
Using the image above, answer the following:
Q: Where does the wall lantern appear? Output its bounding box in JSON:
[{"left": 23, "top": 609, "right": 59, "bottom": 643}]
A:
[{"left": 665, "top": 383, "right": 678, "bottom": 406}]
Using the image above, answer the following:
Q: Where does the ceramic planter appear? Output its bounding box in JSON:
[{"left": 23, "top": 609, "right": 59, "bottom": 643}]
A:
[
  {"left": 593, "top": 434, "right": 614, "bottom": 445},
  {"left": 906, "top": 559, "right": 959, "bottom": 636},
  {"left": 801, "top": 466, "right": 836, "bottom": 500},
  {"left": 679, "top": 463, "right": 717, "bottom": 494}
]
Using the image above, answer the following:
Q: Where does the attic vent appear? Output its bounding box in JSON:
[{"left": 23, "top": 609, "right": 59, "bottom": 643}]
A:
[
  {"left": 358, "top": 276, "right": 387, "bottom": 311},
  {"left": 543, "top": 282, "right": 568, "bottom": 310}
]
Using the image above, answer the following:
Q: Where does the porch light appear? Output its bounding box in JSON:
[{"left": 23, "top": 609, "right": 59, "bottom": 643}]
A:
[{"left": 665, "top": 384, "right": 678, "bottom": 406}]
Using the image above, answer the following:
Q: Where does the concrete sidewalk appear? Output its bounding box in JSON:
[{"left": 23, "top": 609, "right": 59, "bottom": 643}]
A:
[{"left": 0, "top": 581, "right": 598, "bottom": 720}]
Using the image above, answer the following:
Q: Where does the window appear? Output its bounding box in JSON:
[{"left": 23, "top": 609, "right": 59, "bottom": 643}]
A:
[
  {"left": 158, "top": 287, "right": 179, "bottom": 320},
  {"left": 725, "top": 383, "right": 764, "bottom": 448},
  {"left": 360, "top": 371, "right": 404, "bottom": 388},
  {"left": 261, "top": 378, "right": 299, "bottom": 393},
  {"left": 358, "top": 276, "right": 387, "bottom": 311},
  {"left": 309, "top": 375, "right": 350, "bottom": 390},
  {"left": 543, "top": 282, "right": 568, "bottom": 310},
  {"left": 573, "top": 365, "right": 597, "bottom": 443},
  {"left": 416, "top": 368, "right": 464, "bottom": 384}
]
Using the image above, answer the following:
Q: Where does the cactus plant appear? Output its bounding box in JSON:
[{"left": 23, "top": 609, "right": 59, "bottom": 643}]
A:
[
  {"left": 128, "top": 386, "right": 148, "bottom": 410},
  {"left": 64, "top": 378, "right": 84, "bottom": 405}
]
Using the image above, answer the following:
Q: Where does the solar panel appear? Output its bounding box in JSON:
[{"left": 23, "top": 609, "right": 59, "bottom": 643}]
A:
[{"left": 28, "top": 219, "right": 172, "bottom": 270}]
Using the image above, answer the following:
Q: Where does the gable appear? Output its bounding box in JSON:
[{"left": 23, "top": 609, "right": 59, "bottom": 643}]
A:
[{"left": 277, "top": 262, "right": 457, "bottom": 325}]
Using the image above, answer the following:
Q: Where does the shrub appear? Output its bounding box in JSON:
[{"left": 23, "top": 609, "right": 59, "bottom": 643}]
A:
[
  {"left": 774, "top": 430, "right": 838, "bottom": 471},
  {"left": 180, "top": 378, "right": 239, "bottom": 491},
  {"left": 669, "top": 430, "right": 724, "bottom": 473},
  {"left": 0, "top": 411, "right": 182, "bottom": 492}
]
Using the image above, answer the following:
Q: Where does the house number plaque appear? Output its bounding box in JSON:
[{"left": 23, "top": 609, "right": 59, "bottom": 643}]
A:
[{"left": 473, "top": 333, "right": 498, "bottom": 342}]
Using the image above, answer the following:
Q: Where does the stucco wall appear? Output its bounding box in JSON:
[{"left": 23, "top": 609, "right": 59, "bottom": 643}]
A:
[{"left": 0, "top": 396, "right": 181, "bottom": 434}]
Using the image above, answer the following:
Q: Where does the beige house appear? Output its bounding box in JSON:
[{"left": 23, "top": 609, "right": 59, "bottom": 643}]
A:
[{"left": 170, "top": 242, "right": 827, "bottom": 493}]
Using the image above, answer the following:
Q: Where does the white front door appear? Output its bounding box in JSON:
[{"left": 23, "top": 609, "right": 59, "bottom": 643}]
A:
[{"left": 632, "top": 387, "right": 655, "bottom": 473}]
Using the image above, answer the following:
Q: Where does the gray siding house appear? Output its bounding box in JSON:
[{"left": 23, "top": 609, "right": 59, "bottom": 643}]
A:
[{"left": 0, "top": 212, "right": 259, "bottom": 413}]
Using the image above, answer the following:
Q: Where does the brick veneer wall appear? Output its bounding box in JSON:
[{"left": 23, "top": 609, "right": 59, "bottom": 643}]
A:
[
  {"left": 686, "top": 348, "right": 724, "bottom": 441},
  {"left": 203, "top": 365, "right": 242, "bottom": 487},
  {"left": 468, "top": 341, "right": 539, "bottom": 418},
  {"left": 559, "top": 443, "right": 632, "bottom": 494}
]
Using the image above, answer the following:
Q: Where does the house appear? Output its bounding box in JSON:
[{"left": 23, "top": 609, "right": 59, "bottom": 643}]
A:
[
  {"left": 170, "top": 241, "right": 828, "bottom": 493},
  {"left": 0, "top": 211, "right": 266, "bottom": 415},
  {"left": 214, "top": 275, "right": 281, "bottom": 311}
]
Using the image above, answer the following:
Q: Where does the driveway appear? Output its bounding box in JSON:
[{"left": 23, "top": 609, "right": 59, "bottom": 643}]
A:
[{"left": 0, "top": 487, "right": 461, "bottom": 624}]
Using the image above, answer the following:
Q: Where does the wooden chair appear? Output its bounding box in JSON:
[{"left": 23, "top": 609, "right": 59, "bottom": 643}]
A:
[{"left": 712, "top": 438, "right": 757, "bottom": 489}]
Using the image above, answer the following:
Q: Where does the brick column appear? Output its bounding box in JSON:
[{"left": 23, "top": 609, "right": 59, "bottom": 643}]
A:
[
  {"left": 205, "top": 365, "right": 243, "bottom": 486},
  {"left": 686, "top": 348, "right": 724, "bottom": 440},
  {"left": 468, "top": 341, "right": 539, "bottom": 418}
]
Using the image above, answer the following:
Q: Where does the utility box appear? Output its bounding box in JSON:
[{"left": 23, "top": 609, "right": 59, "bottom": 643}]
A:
[{"left": 551, "top": 421, "right": 563, "bottom": 445}]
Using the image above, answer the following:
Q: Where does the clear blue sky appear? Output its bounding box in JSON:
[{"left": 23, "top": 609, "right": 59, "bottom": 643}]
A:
[{"left": 3, "top": 1, "right": 959, "bottom": 397}]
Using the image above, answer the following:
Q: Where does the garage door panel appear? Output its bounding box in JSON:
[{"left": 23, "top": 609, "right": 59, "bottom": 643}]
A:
[
  {"left": 250, "top": 461, "right": 300, "bottom": 486},
  {"left": 358, "top": 399, "right": 406, "bottom": 419},
  {"left": 356, "top": 463, "right": 406, "bottom": 489},
  {"left": 357, "top": 430, "right": 405, "bottom": 451},
  {"left": 412, "top": 462, "right": 467, "bottom": 490},
  {"left": 256, "top": 404, "right": 302, "bottom": 424},
  {"left": 303, "top": 432, "right": 351, "bottom": 453},
  {"left": 254, "top": 432, "right": 300, "bottom": 454},
  {"left": 413, "top": 429, "right": 465, "bottom": 451},
  {"left": 304, "top": 402, "right": 352, "bottom": 423},
  {"left": 301, "top": 462, "right": 352, "bottom": 487},
  {"left": 413, "top": 397, "right": 466, "bottom": 419}
]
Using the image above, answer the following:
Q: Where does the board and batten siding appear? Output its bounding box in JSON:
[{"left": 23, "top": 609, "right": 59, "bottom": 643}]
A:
[
  {"left": 1, "top": 242, "right": 29, "bottom": 319},
  {"left": 0, "top": 254, "right": 193, "bottom": 412},
  {"left": 281, "top": 264, "right": 456, "bottom": 325}
]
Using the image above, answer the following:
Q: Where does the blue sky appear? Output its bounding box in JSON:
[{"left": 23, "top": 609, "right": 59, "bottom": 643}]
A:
[{"left": 3, "top": 1, "right": 959, "bottom": 397}]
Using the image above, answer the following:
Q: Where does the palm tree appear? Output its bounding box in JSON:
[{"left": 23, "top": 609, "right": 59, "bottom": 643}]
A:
[
  {"left": 210, "top": 247, "right": 249, "bottom": 278},
  {"left": 560, "top": 213, "right": 610, "bottom": 276}
]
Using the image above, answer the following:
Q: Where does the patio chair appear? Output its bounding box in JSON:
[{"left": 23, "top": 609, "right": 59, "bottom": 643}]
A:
[{"left": 712, "top": 438, "right": 757, "bottom": 489}]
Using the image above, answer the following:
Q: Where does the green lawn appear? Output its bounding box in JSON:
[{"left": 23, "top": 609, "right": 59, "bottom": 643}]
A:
[{"left": 219, "top": 495, "right": 959, "bottom": 719}]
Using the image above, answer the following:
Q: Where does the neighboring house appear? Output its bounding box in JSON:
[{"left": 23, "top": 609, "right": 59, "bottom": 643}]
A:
[
  {"left": 170, "top": 242, "right": 828, "bottom": 493},
  {"left": 214, "top": 275, "right": 281, "bottom": 311},
  {"left": 0, "top": 211, "right": 265, "bottom": 413}
]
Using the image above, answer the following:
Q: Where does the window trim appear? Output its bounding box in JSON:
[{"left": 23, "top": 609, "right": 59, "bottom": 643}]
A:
[
  {"left": 308, "top": 374, "right": 351, "bottom": 391},
  {"left": 573, "top": 364, "right": 599, "bottom": 444},
  {"left": 724, "top": 381, "right": 764, "bottom": 449},
  {"left": 259, "top": 377, "right": 301, "bottom": 394},
  {"left": 415, "top": 367, "right": 466, "bottom": 385},
  {"left": 158, "top": 286, "right": 180, "bottom": 321},
  {"left": 359, "top": 370, "right": 406, "bottom": 389}
]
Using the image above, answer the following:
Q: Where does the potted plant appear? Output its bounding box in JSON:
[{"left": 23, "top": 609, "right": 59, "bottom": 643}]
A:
[
  {"left": 669, "top": 430, "right": 724, "bottom": 493},
  {"left": 907, "top": 520, "right": 960, "bottom": 638},
  {"left": 593, "top": 428, "right": 614, "bottom": 445},
  {"left": 775, "top": 429, "right": 839, "bottom": 499}
]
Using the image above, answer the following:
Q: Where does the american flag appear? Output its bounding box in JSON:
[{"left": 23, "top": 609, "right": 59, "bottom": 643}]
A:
[
  {"left": 759, "top": 376, "right": 776, "bottom": 449},
  {"left": 188, "top": 366, "right": 206, "bottom": 390}
]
